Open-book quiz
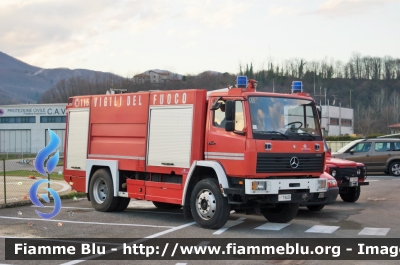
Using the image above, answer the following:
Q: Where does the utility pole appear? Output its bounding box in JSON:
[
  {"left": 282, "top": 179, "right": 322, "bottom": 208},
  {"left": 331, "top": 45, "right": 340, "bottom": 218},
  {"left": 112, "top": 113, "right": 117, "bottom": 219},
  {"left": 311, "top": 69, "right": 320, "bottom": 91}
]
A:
[
  {"left": 350, "top": 89, "right": 352, "bottom": 108},
  {"left": 339, "top": 102, "right": 342, "bottom": 136}
]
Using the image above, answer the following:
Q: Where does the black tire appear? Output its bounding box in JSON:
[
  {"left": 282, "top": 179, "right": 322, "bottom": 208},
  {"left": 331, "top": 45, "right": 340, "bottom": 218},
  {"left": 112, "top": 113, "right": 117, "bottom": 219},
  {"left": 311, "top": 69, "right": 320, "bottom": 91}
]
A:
[
  {"left": 260, "top": 203, "right": 299, "bottom": 223},
  {"left": 114, "top": 198, "right": 131, "bottom": 212},
  {"left": 153, "top": 201, "right": 182, "bottom": 209},
  {"left": 89, "top": 169, "right": 120, "bottom": 212},
  {"left": 389, "top": 161, "right": 400, "bottom": 177},
  {"left": 190, "top": 178, "right": 230, "bottom": 229},
  {"left": 306, "top": 204, "right": 325, "bottom": 211},
  {"left": 340, "top": 187, "right": 360, "bottom": 202}
]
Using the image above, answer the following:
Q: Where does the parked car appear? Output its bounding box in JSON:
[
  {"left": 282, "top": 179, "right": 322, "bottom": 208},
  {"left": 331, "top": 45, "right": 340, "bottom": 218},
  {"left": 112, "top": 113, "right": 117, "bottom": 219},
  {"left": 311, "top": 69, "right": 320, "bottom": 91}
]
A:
[
  {"left": 332, "top": 138, "right": 400, "bottom": 176},
  {"left": 324, "top": 140, "right": 368, "bottom": 202}
]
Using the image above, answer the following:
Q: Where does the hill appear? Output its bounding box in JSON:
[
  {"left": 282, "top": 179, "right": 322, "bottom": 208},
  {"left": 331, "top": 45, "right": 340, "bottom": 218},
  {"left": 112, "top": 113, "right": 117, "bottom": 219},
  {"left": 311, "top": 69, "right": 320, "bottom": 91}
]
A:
[{"left": 0, "top": 51, "right": 121, "bottom": 104}]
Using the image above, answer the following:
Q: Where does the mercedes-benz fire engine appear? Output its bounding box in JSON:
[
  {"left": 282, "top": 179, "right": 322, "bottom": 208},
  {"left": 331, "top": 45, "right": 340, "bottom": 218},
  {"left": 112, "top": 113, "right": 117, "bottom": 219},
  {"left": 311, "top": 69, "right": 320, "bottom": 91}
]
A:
[{"left": 63, "top": 77, "right": 330, "bottom": 229}]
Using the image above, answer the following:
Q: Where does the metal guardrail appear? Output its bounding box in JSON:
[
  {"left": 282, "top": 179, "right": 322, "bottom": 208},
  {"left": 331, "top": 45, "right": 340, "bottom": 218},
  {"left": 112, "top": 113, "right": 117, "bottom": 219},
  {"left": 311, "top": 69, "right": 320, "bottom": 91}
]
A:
[{"left": 326, "top": 141, "right": 352, "bottom": 152}]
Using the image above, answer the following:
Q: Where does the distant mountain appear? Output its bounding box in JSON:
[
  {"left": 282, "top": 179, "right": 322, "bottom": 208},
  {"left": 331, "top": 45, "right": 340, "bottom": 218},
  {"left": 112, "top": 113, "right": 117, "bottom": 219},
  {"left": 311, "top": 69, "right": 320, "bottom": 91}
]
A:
[{"left": 0, "top": 51, "right": 121, "bottom": 104}]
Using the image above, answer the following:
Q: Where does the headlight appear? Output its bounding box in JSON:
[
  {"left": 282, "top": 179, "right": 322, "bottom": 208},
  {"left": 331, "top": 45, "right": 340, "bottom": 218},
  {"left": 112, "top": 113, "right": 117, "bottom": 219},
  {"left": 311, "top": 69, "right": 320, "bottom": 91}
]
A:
[
  {"left": 327, "top": 179, "right": 337, "bottom": 188},
  {"left": 252, "top": 181, "right": 267, "bottom": 190},
  {"left": 357, "top": 168, "right": 361, "bottom": 175},
  {"left": 331, "top": 169, "right": 337, "bottom": 177}
]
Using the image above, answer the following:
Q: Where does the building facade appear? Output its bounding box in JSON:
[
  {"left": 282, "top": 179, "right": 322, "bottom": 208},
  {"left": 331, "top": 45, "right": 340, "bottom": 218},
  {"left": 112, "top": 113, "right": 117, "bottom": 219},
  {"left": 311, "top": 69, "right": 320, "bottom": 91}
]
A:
[
  {"left": 320, "top": 105, "right": 354, "bottom": 136},
  {"left": 0, "top": 103, "right": 67, "bottom": 154},
  {"left": 133, "top": 70, "right": 180, "bottom": 84}
]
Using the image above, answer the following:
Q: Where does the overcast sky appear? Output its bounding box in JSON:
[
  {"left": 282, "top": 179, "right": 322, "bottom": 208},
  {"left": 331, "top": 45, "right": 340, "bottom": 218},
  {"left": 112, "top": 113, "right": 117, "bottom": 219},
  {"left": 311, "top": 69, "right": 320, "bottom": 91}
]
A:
[{"left": 1, "top": 0, "right": 399, "bottom": 77}]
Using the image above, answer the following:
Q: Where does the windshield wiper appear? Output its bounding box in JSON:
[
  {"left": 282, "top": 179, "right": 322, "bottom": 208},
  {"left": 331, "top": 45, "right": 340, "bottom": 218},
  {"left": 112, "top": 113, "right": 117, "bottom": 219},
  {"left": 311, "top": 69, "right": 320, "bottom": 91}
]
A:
[
  {"left": 296, "top": 132, "right": 315, "bottom": 140},
  {"left": 256, "top": 131, "right": 289, "bottom": 139}
]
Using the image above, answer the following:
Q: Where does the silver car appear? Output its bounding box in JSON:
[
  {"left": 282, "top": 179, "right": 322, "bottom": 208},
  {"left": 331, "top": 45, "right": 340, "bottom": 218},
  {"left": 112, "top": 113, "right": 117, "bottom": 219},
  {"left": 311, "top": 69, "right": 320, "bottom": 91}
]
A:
[{"left": 332, "top": 138, "right": 400, "bottom": 176}]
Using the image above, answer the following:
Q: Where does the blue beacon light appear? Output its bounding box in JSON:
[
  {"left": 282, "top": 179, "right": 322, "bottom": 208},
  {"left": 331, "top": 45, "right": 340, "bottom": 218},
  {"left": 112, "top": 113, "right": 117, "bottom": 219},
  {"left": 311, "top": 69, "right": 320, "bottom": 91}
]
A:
[
  {"left": 292, "top": 81, "right": 303, "bottom": 93},
  {"left": 237, "top": 76, "right": 248, "bottom": 88}
]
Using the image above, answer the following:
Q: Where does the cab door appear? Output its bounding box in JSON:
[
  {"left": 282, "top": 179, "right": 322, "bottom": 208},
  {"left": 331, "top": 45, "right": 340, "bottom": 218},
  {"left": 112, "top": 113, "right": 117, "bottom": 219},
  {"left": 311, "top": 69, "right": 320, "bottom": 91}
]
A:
[{"left": 206, "top": 98, "right": 246, "bottom": 176}]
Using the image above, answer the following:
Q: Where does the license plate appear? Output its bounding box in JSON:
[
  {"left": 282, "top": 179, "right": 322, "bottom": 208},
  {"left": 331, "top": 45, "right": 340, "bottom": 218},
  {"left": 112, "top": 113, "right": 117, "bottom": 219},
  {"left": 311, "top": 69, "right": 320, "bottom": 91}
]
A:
[
  {"left": 349, "top": 177, "right": 358, "bottom": 187},
  {"left": 278, "top": 194, "right": 291, "bottom": 201},
  {"left": 318, "top": 192, "right": 325, "bottom": 198}
]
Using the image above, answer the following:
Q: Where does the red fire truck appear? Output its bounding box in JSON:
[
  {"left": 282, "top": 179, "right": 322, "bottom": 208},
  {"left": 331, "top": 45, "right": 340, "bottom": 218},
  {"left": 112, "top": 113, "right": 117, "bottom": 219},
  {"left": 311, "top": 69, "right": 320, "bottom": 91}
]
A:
[
  {"left": 63, "top": 77, "right": 330, "bottom": 229},
  {"left": 323, "top": 140, "right": 368, "bottom": 202}
]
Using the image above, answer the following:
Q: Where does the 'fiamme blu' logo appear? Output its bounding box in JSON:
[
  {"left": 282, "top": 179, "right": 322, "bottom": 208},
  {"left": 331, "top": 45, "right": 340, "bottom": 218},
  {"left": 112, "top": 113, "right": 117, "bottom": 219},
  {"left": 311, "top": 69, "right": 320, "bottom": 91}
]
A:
[{"left": 29, "top": 129, "right": 62, "bottom": 219}]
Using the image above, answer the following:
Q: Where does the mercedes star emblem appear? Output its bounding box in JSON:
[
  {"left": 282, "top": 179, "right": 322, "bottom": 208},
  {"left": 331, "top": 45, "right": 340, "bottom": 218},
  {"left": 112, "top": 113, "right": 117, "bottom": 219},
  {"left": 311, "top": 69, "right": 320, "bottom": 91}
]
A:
[{"left": 290, "top": 157, "right": 299, "bottom": 169}]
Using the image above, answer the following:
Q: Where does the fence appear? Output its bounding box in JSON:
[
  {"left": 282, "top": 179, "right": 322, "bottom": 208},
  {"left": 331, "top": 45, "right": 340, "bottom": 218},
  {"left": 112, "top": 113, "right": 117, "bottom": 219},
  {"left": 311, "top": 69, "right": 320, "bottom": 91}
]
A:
[{"left": 0, "top": 158, "right": 70, "bottom": 205}]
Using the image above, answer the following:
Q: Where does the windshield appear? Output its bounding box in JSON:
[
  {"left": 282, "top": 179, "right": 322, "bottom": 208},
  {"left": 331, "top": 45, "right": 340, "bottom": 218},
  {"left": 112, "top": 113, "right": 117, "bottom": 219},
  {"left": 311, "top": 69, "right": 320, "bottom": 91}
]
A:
[
  {"left": 249, "top": 96, "right": 322, "bottom": 140},
  {"left": 336, "top": 139, "right": 365, "bottom": 153}
]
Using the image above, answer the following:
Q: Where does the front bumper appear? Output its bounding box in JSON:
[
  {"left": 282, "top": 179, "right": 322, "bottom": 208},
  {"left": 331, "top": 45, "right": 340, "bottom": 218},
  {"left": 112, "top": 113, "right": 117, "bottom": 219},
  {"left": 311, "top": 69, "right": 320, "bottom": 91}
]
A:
[{"left": 299, "top": 187, "right": 339, "bottom": 206}]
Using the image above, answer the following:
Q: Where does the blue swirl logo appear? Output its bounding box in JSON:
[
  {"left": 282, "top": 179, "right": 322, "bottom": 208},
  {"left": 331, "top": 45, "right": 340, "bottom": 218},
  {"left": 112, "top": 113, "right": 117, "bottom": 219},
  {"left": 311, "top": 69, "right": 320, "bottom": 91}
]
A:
[{"left": 30, "top": 129, "right": 62, "bottom": 219}]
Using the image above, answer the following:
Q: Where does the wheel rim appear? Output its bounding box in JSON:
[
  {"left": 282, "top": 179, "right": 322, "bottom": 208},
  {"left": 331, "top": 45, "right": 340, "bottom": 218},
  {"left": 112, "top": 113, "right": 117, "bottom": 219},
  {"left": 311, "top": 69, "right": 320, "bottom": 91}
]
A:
[
  {"left": 93, "top": 177, "right": 108, "bottom": 204},
  {"left": 391, "top": 163, "right": 400, "bottom": 176},
  {"left": 195, "top": 188, "right": 217, "bottom": 220}
]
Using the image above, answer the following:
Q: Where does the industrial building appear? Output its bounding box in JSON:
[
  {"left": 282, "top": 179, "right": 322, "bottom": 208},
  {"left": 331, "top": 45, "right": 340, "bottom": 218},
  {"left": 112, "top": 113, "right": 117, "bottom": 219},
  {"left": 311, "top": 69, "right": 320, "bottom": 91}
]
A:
[
  {"left": 320, "top": 105, "right": 354, "bottom": 136},
  {"left": 0, "top": 103, "right": 67, "bottom": 154}
]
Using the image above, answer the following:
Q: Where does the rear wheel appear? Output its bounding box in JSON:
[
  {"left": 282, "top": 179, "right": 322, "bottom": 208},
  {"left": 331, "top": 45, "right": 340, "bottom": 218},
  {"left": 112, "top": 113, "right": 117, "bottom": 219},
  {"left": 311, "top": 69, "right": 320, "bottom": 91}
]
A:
[
  {"left": 389, "top": 161, "right": 400, "bottom": 177},
  {"left": 89, "top": 169, "right": 120, "bottom": 212},
  {"left": 114, "top": 198, "right": 131, "bottom": 212},
  {"left": 260, "top": 203, "right": 299, "bottom": 223},
  {"left": 340, "top": 187, "right": 360, "bottom": 202},
  {"left": 306, "top": 204, "right": 325, "bottom": 211},
  {"left": 153, "top": 202, "right": 182, "bottom": 209},
  {"left": 190, "top": 178, "right": 230, "bottom": 229}
]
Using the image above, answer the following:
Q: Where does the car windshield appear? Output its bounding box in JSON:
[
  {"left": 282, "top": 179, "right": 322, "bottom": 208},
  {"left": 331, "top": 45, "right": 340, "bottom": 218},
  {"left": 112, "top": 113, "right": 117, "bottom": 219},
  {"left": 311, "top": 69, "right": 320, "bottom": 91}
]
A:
[
  {"left": 248, "top": 96, "right": 321, "bottom": 140},
  {"left": 336, "top": 139, "right": 365, "bottom": 153}
]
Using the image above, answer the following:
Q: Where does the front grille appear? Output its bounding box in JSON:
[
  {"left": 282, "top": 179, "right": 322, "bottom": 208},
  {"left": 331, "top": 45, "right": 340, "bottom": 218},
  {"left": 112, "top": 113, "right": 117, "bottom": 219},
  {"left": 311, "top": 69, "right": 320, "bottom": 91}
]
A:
[
  {"left": 256, "top": 153, "right": 324, "bottom": 173},
  {"left": 339, "top": 167, "right": 357, "bottom": 178}
]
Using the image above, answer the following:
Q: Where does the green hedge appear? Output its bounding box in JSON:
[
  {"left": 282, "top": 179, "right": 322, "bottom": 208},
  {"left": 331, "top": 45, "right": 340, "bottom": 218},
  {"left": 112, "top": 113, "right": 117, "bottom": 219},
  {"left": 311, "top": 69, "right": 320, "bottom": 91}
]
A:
[{"left": 325, "top": 134, "right": 385, "bottom": 141}]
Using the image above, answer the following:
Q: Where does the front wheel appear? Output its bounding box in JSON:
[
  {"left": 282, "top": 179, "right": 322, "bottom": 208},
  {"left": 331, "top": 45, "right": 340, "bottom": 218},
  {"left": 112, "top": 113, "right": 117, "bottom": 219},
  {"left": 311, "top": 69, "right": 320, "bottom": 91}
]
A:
[
  {"left": 89, "top": 169, "right": 120, "bottom": 212},
  {"left": 340, "top": 187, "right": 360, "bottom": 202},
  {"left": 190, "top": 178, "right": 230, "bottom": 229},
  {"left": 260, "top": 203, "right": 299, "bottom": 223}
]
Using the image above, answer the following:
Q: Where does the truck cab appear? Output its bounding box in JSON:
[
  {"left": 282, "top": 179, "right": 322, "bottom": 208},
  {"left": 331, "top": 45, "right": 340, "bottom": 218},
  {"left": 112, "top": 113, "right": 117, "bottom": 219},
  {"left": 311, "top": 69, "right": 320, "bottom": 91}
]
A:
[{"left": 192, "top": 78, "right": 329, "bottom": 226}]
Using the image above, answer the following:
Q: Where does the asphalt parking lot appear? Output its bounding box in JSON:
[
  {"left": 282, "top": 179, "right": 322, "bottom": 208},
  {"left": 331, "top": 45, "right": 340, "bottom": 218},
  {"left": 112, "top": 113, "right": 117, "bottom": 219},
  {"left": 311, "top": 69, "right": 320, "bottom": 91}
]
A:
[{"left": 1, "top": 175, "right": 400, "bottom": 265}]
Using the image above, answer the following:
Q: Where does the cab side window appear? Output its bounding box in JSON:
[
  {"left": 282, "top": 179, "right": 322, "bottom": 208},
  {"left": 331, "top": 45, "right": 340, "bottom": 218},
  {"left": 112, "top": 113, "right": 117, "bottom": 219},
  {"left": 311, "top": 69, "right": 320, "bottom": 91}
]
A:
[
  {"left": 213, "top": 100, "right": 226, "bottom": 128},
  {"left": 352, "top": 142, "right": 371, "bottom": 152},
  {"left": 234, "top": 101, "right": 244, "bottom": 131}
]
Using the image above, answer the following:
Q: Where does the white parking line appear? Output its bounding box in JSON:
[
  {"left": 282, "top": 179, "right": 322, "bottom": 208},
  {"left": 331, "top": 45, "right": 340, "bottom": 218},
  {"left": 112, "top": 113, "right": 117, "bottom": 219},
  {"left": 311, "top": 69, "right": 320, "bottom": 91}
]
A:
[
  {"left": 59, "top": 222, "right": 196, "bottom": 265},
  {"left": 255, "top": 222, "right": 291, "bottom": 231},
  {"left": 0, "top": 216, "right": 174, "bottom": 229},
  {"left": 32, "top": 206, "right": 94, "bottom": 210},
  {"left": 213, "top": 217, "right": 245, "bottom": 235},
  {"left": 358, "top": 227, "right": 390, "bottom": 236},
  {"left": 305, "top": 225, "right": 340, "bottom": 234}
]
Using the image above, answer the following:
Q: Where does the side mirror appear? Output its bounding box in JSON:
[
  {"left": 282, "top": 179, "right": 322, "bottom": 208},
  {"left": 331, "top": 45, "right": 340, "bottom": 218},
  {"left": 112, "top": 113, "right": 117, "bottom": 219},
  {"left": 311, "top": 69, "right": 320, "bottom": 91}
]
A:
[
  {"left": 225, "top": 121, "right": 234, "bottom": 132},
  {"left": 349, "top": 149, "right": 355, "bottom": 154},
  {"left": 225, "top": 100, "right": 234, "bottom": 121},
  {"left": 316, "top": 105, "right": 322, "bottom": 122}
]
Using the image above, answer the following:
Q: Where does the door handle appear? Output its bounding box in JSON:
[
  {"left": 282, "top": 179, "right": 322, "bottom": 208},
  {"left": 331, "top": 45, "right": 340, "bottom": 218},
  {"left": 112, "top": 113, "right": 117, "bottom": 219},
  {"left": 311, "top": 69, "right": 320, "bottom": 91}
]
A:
[
  {"left": 366, "top": 154, "right": 369, "bottom": 157},
  {"left": 208, "top": 141, "right": 216, "bottom": 145}
]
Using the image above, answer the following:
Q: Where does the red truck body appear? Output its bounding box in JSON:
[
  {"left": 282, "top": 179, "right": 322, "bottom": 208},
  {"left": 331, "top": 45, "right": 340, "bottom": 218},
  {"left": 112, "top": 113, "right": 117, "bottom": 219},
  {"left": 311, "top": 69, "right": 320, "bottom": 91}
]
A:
[{"left": 63, "top": 79, "right": 330, "bottom": 228}]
